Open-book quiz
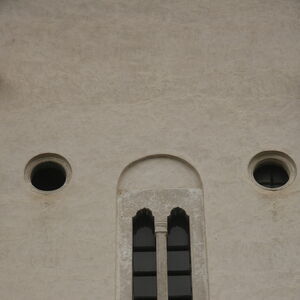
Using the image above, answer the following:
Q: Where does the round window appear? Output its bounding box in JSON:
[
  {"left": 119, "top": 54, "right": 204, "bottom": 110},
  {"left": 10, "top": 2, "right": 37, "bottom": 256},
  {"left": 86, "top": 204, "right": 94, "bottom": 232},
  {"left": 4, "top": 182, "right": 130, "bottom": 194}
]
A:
[
  {"left": 249, "top": 151, "right": 296, "bottom": 191},
  {"left": 31, "top": 161, "right": 66, "bottom": 191},
  {"left": 25, "top": 153, "right": 71, "bottom": 193},
  {"left": 253, "top": 161, "right": 289, "bottom": 188}
]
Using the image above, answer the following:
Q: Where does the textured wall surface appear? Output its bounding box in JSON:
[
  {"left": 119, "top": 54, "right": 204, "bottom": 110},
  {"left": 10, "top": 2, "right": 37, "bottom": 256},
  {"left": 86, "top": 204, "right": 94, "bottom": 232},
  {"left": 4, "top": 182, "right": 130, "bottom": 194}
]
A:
[{"left": 0, "top": 0, "right": 299, "bottom": 299}]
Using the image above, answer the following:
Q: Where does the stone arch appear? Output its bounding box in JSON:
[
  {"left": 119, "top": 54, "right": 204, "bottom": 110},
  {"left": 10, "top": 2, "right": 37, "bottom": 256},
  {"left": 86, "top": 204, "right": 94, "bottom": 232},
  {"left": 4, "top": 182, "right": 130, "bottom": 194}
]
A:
[
  {"left": 116, "top": 154, "right": 209, "bottom": 300},
  {"left": 117, "top": 154, "right": 202, "bottom": 192}
]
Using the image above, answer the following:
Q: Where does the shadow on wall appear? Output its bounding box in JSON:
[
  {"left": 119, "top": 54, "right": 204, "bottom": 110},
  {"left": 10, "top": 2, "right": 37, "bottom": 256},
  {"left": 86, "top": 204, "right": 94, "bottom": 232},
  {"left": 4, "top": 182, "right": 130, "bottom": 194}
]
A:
[{"left": 117, "top": 154, "right": 202, "bottom": 192}]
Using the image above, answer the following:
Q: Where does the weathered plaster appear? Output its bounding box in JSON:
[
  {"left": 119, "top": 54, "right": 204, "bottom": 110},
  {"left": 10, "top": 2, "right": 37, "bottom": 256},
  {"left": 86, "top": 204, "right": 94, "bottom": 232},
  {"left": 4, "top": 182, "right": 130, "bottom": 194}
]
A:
[{"left": 0, "top": 0, "right": 299, "bottom": 299}]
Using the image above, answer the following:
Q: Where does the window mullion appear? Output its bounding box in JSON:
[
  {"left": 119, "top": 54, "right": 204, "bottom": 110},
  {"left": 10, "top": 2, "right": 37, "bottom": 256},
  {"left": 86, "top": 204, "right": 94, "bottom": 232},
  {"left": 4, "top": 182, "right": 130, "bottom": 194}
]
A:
[{"left": 155, "top": 221, "right": 169, "bottom": 300}]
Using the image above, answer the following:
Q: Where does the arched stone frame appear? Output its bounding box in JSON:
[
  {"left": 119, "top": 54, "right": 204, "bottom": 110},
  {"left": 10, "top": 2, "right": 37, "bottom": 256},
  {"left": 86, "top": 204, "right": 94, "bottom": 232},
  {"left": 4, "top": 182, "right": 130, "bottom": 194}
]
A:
[{"left": 116, "top": 155, "right": 209, "bottom": 300}]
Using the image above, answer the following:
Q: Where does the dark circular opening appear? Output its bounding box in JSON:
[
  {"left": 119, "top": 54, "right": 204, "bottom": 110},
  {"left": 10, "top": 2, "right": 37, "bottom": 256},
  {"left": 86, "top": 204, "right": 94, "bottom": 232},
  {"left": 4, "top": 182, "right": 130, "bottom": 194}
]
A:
[
  {"left": 31, "top": 161, "right": 66, "bottom": 191},
  {"left": 253, "top": 162, "right": 289, "bottom": 188}
]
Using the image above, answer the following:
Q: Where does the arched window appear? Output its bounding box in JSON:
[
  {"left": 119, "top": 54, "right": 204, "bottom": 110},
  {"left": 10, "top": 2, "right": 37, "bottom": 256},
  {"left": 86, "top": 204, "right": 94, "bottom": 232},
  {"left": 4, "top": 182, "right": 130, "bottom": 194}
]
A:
[
  {"left": 167, "top": 208, "right": 192, "bottom": 300},
  {"left": 117, "top": 155, "right": 209, "bottom": 300},
  {"left": 133, "top": 209, "right": 157, "bottom": 300}
]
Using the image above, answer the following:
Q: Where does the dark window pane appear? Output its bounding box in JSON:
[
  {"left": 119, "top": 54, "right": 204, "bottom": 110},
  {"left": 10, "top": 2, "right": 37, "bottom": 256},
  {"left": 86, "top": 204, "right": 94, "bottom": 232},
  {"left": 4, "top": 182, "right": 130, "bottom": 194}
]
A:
[
  {"left": 168, "top": 226, "right": 189, "bottom": 248},
  {"left": 168, "top": 275, "right": 192, "bottom": 297},
  {"left": 168, "top": 208, "right": 190, "bottom": 249},
  {"left": 254, "top": 163, "right": 289, "bottom": 188},
  {"left": 167, "top": 208, "right": 192, "bottom": 299},
  {"left": 133, "top": 276, "right": 157, "bottom": 298},
  {"left": 254, "top": 169, "right": 271, "bottom": 184},
  {"left": 133, "top": 209, "right": 156, "bottom": 250},
  {"left": 272, "top": 167, "right": 289, "bottom": 185},
  {"left": 133, "top": 209, "right": 157, "bottom": 299},
  {"left": 133, "top": 252, "right": 156, "bottom": 274},
  {"left": 167, "top": 251, "right": 190, "bottom": 273},
  {"left": 134, "top": 226, "right": 156, "bottom": 249},
  {"left": 31, "top": 161, "right": 66, "bottom": 191}
]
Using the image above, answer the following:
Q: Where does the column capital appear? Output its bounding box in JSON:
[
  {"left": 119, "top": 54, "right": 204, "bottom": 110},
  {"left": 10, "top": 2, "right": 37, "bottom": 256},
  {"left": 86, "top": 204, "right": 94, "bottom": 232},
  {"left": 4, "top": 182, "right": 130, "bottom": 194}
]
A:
[{"left": 155, "top": 221, "right": 168, "bottom": 233}]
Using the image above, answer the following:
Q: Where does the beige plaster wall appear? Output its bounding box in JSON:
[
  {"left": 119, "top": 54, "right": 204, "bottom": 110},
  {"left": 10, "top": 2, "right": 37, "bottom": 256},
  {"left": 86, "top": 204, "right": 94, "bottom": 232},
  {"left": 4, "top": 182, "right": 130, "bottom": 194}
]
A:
[{"left": 0, "top": 0, "right": 299, "bottom": 299}]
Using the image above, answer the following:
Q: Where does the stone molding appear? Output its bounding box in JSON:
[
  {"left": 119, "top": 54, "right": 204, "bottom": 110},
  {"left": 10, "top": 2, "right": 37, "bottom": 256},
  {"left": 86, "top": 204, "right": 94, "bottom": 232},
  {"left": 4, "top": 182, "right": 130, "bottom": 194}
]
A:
[{"left": 116, "top": 188, "right": 209, "bottom": 300}]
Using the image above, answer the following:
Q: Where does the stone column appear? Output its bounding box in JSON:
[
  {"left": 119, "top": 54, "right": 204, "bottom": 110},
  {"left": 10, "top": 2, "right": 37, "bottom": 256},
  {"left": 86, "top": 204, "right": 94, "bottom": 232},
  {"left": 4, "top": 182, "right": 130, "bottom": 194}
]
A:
[{"left": 155, "top": 221, "right": 168, "bottom": 300}]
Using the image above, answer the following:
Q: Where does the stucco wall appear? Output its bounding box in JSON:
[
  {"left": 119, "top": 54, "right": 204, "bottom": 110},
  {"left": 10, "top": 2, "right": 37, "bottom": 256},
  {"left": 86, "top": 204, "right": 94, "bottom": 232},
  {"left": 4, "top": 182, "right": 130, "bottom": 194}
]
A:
[{"left": 0, "top": 0, "right": 299, "bottom": 299}]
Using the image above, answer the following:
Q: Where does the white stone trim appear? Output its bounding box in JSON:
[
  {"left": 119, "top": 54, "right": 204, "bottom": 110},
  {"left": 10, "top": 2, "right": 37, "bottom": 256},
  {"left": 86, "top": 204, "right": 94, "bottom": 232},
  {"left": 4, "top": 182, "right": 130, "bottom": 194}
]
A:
[{"left": 116, "top": 188, "right": 209, "bottom": 300}]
